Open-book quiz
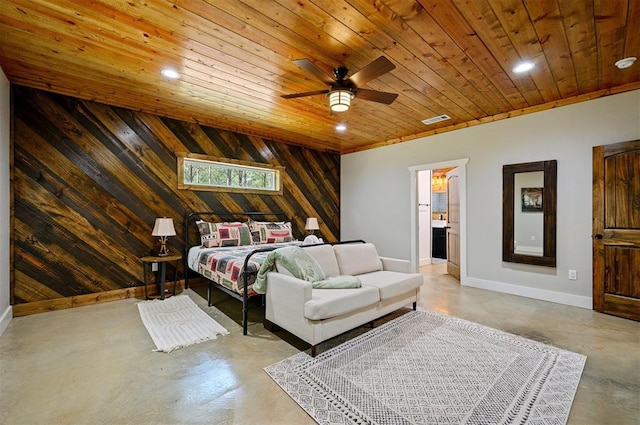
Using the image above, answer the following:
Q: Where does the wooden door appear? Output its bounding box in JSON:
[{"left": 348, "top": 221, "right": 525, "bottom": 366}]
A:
[
  {"left": 446, "top": 168, "right": 460, "bottom": 280},
  {"left": 593, "top": 140, "right": 640, "bottom": 321}
]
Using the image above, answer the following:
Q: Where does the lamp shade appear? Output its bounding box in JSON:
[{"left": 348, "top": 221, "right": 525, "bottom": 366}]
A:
[
  {"left": 328, "top": 90, "right": 353, "bottom": 113},
  {"left": 152, "top": 217, "right": 176, "bottom": 237},
  {"left": 305, "top": 217, "right": 319, "bottom": 231}
]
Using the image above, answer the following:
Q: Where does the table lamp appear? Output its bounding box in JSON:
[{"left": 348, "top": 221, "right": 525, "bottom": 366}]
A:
[
  {"left": 305, "top": 217, "right": 319, "bottom": 235},
  {"left": 152, "top": 217, "right": 176, "bottom": 256}
]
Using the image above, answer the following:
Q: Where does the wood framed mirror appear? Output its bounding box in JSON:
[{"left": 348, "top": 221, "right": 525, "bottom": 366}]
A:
[{"left": 503, "top": 160, "right": 557, "bottom": 267}]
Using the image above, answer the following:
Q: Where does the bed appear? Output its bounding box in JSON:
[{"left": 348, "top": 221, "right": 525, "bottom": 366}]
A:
[{"left": 184, "top": 211, "right": 302, "bottom": 335}]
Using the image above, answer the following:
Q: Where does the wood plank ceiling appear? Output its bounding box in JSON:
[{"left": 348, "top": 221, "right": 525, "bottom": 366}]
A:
[{"left": 1, "top": 0, "right": 639, "bottom": 154}]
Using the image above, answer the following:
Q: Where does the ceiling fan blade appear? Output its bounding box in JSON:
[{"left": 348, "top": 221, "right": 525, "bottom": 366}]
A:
[
  {"left": 355, "top": 88, "right": 398, "bottom": 104},
  {"left": 281, "top": 89, "right": 330, "bottom": 99},
  {"left": 348, "top": 56, "right": 396, "bottom": 87},
  {"left": 292, "top": 58, "right": 334, "bottom": 86}
]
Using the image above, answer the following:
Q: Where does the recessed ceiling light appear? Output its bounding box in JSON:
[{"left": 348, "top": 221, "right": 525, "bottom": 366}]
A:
[
  {"left": 335, "top": 123, "right": 347, "bottom": 132},
  {"left": 513, "top": 61, "right": 535, "bottom": 73},
  {"left": 161, "top": 68, "right": 181, "bottom": 79},
  {"left": 615, "top": 57, "right": 637, "bottom": 69}
]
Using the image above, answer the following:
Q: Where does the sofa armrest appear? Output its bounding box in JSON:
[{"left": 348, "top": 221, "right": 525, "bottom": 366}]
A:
[
  {"left": 379, "top": 256, "right": 412, "bottom": 273},
  {"left": 264, "top": 272, "right": 312, "bottom": 324}
]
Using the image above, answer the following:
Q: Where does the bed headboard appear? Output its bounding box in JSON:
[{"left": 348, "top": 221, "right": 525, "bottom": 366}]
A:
[{"left": 184, "top": 211, "right": 291, "bottom": 257}]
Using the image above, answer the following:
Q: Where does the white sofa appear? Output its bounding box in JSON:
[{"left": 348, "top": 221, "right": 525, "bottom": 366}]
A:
[{"left": 264, "top": 242, "right": 423, "bottom": 355}]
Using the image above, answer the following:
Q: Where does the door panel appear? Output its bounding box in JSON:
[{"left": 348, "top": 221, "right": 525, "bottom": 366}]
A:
[
  {"left": 604, "top": 246, "right": 640, "bottom": 297},
  {"left": 446, "top": 168, "right": 460, "bottom": 280},
  {"left": 593, "top": 140, "right": 640, "bottom": 321},
  {"left": 605, "top": 153, "right": 640, "bottom": 228}
]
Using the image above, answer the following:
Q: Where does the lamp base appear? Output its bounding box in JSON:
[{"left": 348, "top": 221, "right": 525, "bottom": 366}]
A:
[{"left": 157, "top": 237, "right": 170, "bottom": 256}]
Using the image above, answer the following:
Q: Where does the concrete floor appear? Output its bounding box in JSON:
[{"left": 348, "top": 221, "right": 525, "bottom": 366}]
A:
[{"left": 1, "top": 263, "right": 638, "bottom": 425}]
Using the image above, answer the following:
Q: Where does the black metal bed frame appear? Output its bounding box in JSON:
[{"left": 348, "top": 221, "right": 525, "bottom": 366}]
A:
[
  {"left": 184, "top": 211, "right": 366, "bottom": 336},
  {"left": 184, "top": 211, "right": 289, "bottom": 335}
]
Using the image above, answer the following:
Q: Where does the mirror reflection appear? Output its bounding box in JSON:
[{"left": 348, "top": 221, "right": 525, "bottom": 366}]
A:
[{"left": 514, "top": 171, "right": 544, "bottom": 257}]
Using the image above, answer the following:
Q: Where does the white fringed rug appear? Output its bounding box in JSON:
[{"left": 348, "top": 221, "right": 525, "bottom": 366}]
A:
[
  {"left": 266, "top": 310, "right": 586, "bottom": 425},
  {"left": 137, "top": 295, "right": 229, "bottom": 352}
]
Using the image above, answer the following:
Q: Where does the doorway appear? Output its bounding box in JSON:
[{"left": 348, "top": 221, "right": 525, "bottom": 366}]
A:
[
  {"left": 431, "top": 168, "right": 451, "bottom": 262},
  {"left": 416, "top": 168, "right": 450, "bottom": 269},
  {"left": 409, "top": 158, "right": 469, "bottom": 281}
]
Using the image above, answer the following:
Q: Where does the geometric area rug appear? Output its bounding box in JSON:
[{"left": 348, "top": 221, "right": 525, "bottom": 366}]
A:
[
  {"left": 265, "top": 310, "right": 586, "bottom": 425},
  {"left": 137, "top": 294, "right": 228, "bottom": 353}
]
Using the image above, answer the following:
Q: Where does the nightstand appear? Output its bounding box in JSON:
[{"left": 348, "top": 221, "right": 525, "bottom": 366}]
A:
[{"left": 140, "top": 254, "right": 183, "bottom": 300}]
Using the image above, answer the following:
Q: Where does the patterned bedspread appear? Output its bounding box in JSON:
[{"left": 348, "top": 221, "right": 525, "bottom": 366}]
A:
[{"left": 188, "top": 242, "right": 301, "bottom": 296}]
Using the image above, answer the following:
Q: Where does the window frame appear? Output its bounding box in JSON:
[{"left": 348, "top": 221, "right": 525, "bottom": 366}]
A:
[{"left": 177, "top": 152, "right": 284, "bottom": 195}]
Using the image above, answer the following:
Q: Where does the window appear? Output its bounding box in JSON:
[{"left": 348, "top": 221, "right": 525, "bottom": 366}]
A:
[{"left": 177, "top": 153, "right": 283, "bottom": 194}]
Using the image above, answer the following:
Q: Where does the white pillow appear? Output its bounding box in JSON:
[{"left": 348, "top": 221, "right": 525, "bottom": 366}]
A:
[
  {"left": 333, "top": 243, "right": 383, "bottom": 276},
  {"left": 303, "top": 244, "right": 340, "bottom": 277},
  {"left": 302, "top": 235, "right": 321, "bottom": 245}
]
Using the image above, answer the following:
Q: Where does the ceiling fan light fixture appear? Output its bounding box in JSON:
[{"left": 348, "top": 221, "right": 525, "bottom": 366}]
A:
[{"left": 328, "top": 90, "right": 353, "bottom": 112}]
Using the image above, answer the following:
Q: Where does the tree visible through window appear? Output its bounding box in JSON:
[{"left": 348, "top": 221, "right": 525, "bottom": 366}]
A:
[{"left": 177, "top": 153, "right": 283, "bottom": 194}]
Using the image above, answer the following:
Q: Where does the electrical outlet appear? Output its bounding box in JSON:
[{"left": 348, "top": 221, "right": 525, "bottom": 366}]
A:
[
  {"left": 568, "top": 270, "right": 577, "bottom": 280},
  {"left": 152, "top": 262, "right": 158, "bottom": 272}
]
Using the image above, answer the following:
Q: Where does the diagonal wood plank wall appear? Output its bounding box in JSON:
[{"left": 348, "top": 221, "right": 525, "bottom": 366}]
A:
[{"left": 11, "top": 85, "right": 340, "bottom": 311}]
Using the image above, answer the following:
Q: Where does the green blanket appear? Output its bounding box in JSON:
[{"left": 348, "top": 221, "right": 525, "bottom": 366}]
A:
[
  {"left": 311, "top": 275, "right": 362, "bottom": 289},
  {"left": 253, "top": 246, "right": 361, "bottom": 293}
]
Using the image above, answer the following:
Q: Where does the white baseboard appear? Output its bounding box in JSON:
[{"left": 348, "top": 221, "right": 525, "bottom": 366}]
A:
[
  {"left": 419, "top": 257, "right": 432, "bottom": 266},
  {"left": 0, "top": 304, "right": 11, "bottom": 338},
  {"left": 462, "top": 277, "right": 592, "bottom": 309}
]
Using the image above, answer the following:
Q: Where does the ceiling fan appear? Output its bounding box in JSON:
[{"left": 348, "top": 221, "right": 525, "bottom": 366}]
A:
[{"left": 281, "top": 56, "right": 398, "bottom": 113}]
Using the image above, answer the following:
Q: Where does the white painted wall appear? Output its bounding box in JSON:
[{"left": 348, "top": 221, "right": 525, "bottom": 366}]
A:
[
  {"left": 0, "top": 68, "right": 11, "bottom": 337},
  {"left": 341, "top": 89, "right": 640, "bottom": 308}
]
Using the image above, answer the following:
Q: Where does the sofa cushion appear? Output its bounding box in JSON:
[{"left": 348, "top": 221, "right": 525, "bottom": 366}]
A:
[
  {"left": 303, "top": 244, "right": 340, "bottom": 277},
  {"left": 333, "top": 243, "right": 383, "bottom": 276},
  {"left": 304, "top": 286, "right": 380, "bottom": 320},
  {"left": 358, "top": 271, "right": 423, "bottom": 300},
  {"left": 312, "top": 275, "right": 361, "bottom": 289},
  {"left": 264, "top": 246, "right": 325, "bottom": 286},
  {"left": 274, "top": 259, "right": 295, "bottom": 277}
]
